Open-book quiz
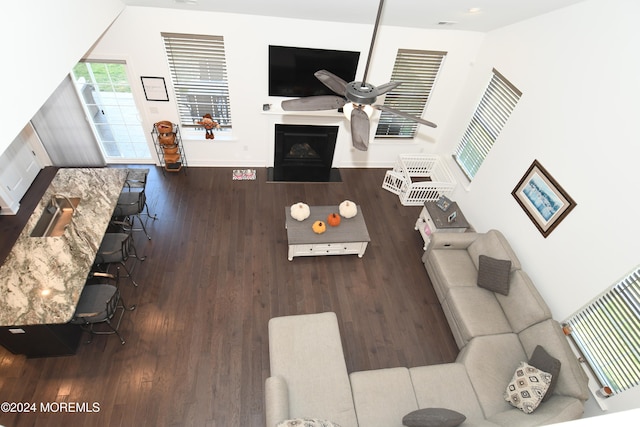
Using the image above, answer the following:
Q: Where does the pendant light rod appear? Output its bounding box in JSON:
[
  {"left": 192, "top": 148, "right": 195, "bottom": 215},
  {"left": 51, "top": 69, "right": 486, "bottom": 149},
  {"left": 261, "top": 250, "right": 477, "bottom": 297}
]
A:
[{"left": 362, "top": 0, "right": 385, "bottom": 85}]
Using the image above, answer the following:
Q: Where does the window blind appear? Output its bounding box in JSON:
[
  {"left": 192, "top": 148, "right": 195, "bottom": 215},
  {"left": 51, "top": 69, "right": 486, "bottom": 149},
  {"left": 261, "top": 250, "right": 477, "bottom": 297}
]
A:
[
  {"left": 161, "top": 33, "right": 232, "bottom": 128},
  {"left": 375, "top": 49, "right": 446, "bottom": 138},
  {"left": 453, "top": 68, "right": 521, "bottom": 180},
  {"left": 565, "top": 266, "right": 640, "bottom": 394}
]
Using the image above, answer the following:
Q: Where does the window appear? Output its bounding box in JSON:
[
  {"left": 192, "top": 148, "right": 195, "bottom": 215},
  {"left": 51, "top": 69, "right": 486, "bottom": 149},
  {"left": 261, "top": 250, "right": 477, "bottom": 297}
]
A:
[
  {"left": 375, "top": 49, "right": 446, "bottom": 138},
  {"left": 564, "top": 266, "right": 640, "bottom": 395},
  {"left": 453, "top": 69, "right": 521, "bottom": 180},
  {"left": 161, "top": 33, "right": 232, "bottom": 130}
]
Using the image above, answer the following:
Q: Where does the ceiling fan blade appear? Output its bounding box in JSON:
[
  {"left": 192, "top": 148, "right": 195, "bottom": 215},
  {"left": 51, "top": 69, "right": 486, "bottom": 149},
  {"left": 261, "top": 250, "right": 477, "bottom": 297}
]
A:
[
  {"left": 374, "top": 105, "right": 437, "bottom": 128},
  {"left": 375, "top": 81, "right": 402, "bottom": 96},
  {"left": 281, "top": 95, "right": 346, "bottom": 111},
  {"left": 314, "top": 70, "right": 349, "bottom": 96},
  {"left": 351, "top": 107, "right": 370, "bottom": 151}
]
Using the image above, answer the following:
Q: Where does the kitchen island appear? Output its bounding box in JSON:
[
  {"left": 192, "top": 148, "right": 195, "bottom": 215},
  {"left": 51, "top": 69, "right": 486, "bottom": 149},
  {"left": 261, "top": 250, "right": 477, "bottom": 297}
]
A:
[{"left": 0, "top": 168, "right": 128, "bottom": 356}]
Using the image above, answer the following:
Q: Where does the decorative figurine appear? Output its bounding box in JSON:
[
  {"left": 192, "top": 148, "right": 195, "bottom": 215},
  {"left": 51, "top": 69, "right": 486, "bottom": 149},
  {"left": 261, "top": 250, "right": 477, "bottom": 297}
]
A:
[{"left": 197, "top": 113, "right": 220, "bottom": 139}]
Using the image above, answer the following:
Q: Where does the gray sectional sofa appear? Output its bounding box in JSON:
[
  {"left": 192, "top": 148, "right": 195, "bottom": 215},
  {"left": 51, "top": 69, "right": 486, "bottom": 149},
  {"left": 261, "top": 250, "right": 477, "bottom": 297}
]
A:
[{"left": 265, "top": 230, "right": 590, "bottom": 427}]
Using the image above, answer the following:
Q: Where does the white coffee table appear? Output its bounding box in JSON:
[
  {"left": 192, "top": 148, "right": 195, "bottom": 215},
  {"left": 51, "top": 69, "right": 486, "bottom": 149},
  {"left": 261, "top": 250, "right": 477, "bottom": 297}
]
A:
[{"left": 285, "top": 205, "right": 370, "bottom": 261}]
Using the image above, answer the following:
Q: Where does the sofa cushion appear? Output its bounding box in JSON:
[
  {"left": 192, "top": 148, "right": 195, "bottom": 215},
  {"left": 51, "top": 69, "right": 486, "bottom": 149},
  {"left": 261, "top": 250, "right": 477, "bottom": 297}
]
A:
[
  {"left": 504, "top": 362, "right": 552, "bottom": 414},
  {"left": 467, "top": 230, "right": 521, "bottom": 273},
  {"left": 402, "top": 408, "right": 466, "bottom": 427},
  {"left": 443, "top": 287, "right": 512, "bottom": 347},
  {"left": 529, "top": 345, "right": 561, "bottom": 402},
  {"left": 477, "top": 255, "right": 512, "bottom": 295},
  {"left": 494, "top": 270, "right": 552, "bottom": 333},
  {"left": 517, "top": 319, "right": 589, "bottom": 401},
  {"left": 456, "top": 333, "right": 527, "bottom": 418},
  {"left": 268, "top": 312, "right": 358, "bottom": 427},
  {"left": 350, "top": 367, "right": 418, "bottom": 427},
  {"left": 488, "top": 395, "right": 586, "bottom": 426},
  {"left": 426, "top": 250, "right": 478, "bottom": 302},
  {"left": 409, "top": 363, "right": 486, "bottom": 421}
]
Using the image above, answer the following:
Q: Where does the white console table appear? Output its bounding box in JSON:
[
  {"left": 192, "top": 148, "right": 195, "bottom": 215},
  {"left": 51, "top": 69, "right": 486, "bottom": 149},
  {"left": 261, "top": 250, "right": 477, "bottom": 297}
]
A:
[{"left": 285, "top": 205, "right": 370, "bottom": 261}]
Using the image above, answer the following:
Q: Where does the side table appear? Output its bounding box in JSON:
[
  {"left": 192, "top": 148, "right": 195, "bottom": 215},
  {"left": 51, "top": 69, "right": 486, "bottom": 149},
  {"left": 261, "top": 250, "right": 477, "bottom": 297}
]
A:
[{"left": 415, "top": 201, "right": 470, "bottom": 250}]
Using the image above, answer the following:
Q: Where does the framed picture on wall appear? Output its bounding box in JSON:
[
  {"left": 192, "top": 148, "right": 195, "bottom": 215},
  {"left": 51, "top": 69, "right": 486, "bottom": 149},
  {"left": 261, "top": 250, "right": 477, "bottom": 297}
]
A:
[
  {"left": 512, "top": 159, "right": 577, "bottom": 238},
  {"left": 141, "top": 76, "right": 169, "bottom": 101}
]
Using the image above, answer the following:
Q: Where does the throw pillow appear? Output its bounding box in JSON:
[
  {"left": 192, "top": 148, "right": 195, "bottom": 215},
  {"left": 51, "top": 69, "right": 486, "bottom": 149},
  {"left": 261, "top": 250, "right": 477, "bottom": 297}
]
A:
[
  {"left": 504, "top": 362, "right": 552, "bottom": 414},
  {"left": 529, "top": 345, "right": 561, "bottom": 402},
  {"left": 477, "top": 255, "right": 512, "bottom": 295},
  {"left": 402, "top": 408, "right": 466, "bottom": 427},
  {"left": 276, "top": 419, "right": 341, "bottom": 427}
]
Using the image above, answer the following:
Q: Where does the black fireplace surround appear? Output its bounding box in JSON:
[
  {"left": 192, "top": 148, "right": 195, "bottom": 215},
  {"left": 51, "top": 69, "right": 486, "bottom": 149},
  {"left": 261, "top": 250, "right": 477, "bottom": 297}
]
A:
[{"left": 269, "top": 124, "right": 341, "bottom": 182}]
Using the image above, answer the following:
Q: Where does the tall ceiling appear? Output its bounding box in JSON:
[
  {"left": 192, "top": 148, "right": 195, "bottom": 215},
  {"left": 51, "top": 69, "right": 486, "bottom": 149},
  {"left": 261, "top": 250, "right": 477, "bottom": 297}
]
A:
[{"left": 121, "top": 0, "right": 587, "bottom": 32}]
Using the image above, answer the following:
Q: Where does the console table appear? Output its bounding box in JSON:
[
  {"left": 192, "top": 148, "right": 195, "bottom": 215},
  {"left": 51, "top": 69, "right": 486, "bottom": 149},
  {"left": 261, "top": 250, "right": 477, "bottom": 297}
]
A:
[{"left": 285, "top": 205, "right": 370, "bottom": 261}]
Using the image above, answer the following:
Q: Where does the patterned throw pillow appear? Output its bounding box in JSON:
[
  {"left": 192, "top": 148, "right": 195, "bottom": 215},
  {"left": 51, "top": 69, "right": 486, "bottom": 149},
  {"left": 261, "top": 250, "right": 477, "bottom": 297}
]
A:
[
  {"left": 276, "top": 419, "right": 341, "bottom": 427},
  {"left": 505, "top": 362, "right": 552, "bottom": 414}
]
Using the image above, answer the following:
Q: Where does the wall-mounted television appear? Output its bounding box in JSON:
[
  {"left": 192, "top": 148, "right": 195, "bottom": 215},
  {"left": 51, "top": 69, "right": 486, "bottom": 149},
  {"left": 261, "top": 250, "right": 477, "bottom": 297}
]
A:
[{"left": 269, "top": 45, "right": 360, "bottom": 98}]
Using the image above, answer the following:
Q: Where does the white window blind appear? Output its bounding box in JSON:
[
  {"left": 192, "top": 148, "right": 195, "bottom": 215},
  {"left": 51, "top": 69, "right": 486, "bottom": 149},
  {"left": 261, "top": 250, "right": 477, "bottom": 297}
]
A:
[
  {"left": 453, "top": 68, "right": 521, "bottom": 180},
  {"left": 161, "top": 33, "right": 232, "bottom": 129},
  {"left": 564, "top": 266, "right": 640, "bottom": 394},
  {"left": 375, "top": 49, "right": 446, "bottom": 138}
]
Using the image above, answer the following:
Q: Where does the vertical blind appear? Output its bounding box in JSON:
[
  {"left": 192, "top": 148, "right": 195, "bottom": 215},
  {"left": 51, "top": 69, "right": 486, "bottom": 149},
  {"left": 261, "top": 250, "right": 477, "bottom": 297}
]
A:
[
  {"left": 161, "top": 33, "right": 232, "bottom": 128},
  {"left": 453, "top": 68, "right": 521, "bottom": 180},
  {"left": 565, "top": 266, "right": 640, "bottom": 394},
  {"left": 375, "top": 49, "right": 446, "bottom": 138}
]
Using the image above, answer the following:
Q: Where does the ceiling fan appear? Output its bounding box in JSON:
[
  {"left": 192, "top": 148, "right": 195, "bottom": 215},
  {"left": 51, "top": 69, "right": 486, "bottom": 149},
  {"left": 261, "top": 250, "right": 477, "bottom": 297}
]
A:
[{"left": 281, "top": 0, "right": 437, "bottom": 151}]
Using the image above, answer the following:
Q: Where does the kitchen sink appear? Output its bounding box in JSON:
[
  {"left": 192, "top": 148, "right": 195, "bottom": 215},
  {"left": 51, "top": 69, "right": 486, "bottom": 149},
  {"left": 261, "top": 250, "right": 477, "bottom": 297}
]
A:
[{"left": 30, "top": 197, "right": 81, "bottom": 237}]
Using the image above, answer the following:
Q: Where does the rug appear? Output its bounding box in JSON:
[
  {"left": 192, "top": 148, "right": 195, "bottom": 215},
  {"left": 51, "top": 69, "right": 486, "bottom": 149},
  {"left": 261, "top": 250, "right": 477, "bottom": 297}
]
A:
[{"left": 232, "top": 169, "right": 256, "bottom": 180}]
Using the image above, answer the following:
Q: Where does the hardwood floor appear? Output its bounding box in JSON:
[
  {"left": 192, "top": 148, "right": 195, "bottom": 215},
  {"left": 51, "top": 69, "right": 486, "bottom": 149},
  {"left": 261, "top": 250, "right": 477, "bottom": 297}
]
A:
[{"left": 0, "top": 166, "right": 458, "bottom": 427}]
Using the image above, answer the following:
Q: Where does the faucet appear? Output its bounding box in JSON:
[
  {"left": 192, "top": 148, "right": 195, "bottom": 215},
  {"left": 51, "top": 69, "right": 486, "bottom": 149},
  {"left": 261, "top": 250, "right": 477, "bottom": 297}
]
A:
[{"left": 52, "top": 194, "right": 76, "bottom": 215}]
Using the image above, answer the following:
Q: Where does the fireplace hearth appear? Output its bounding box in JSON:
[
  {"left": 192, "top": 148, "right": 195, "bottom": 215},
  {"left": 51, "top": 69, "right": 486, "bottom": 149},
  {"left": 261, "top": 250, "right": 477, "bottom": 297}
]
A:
[{"left": 268, "top": 124, "right": 341, "bottom": 182}]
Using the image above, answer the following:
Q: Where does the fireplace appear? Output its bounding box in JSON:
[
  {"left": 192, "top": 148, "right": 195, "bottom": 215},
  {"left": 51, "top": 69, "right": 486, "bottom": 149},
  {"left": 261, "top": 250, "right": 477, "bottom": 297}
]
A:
[{"left": 269, "top": 124, "right": 341, "bottom": 182}]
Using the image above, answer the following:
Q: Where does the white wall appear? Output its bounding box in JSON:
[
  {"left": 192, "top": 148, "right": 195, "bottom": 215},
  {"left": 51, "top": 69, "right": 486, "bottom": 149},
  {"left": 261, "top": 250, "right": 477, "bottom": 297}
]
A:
[
  {"left": 1, "top": 0, "right": 125, "bottom": 155},
  {"left": 441, "top": 0, "right": 640, "bottom": 416},
  {"left": 87, "top": 6, "right": 484, "bottom": 168}
]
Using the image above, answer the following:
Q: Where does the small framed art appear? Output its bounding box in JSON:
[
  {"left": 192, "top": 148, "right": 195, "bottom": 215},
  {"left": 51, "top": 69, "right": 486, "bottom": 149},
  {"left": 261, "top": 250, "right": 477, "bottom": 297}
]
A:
[{"left": 141, "top": 76, "right": 169, "bottom": 101}]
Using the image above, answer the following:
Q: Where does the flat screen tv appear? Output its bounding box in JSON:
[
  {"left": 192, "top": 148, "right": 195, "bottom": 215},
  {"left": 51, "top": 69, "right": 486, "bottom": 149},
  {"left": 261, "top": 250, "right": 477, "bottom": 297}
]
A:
[{"left": 269, "top": 45, "right": 360, "bottom": 97}]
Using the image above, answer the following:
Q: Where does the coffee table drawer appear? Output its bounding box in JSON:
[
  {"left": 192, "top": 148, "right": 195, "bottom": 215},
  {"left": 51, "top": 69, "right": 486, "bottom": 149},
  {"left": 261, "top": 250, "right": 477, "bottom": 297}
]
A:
[{"left": 288, "top": 241, "right": 368, "bottom": 260}]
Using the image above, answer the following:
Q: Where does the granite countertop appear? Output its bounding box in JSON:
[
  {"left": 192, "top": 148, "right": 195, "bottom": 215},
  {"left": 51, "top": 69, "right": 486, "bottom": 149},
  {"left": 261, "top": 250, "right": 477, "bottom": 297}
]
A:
[{"left": 0, "top": 168, "right": 128, "bottom": 327}]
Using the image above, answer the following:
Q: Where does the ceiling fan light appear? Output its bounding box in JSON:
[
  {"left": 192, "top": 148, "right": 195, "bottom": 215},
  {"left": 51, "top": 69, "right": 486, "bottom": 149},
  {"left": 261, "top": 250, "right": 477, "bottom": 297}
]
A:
[{"left": 343, "top": 103, "right": 373, "bottom": 120}]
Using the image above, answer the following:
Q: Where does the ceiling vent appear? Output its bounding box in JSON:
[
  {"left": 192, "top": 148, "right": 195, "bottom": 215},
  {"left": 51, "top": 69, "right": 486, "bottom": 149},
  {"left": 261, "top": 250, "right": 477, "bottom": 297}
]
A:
[{"left": 437, "top": 21, "right": 458, "bottom": 26}]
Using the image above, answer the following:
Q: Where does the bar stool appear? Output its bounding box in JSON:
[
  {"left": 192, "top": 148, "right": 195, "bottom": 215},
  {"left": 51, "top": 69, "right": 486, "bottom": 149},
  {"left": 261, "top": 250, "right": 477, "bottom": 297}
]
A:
[
  {"left": 113, "top": 171, "right": 158, "bottom": 240},
  {"left": 70, "top": 270, "right": 136, "bottom": 345},
  {"left": 94, "top": 221, "right": 146, "bottom": 287}
]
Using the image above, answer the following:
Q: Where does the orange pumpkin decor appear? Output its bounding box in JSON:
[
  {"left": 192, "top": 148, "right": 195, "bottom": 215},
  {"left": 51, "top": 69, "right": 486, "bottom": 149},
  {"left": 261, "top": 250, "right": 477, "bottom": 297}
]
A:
[
  {"left": 312, "top": 220, "right": 327, "bottom": 234},
  {"left": 327, "top": 213, "right": 341, "bottom": 227}
]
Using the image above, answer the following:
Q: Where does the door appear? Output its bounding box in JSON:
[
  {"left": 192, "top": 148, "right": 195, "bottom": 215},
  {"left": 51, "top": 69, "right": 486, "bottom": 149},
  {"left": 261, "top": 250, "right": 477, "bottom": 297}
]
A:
[{"left": 71, "top": 61, "right": 152, "bottom": 163}]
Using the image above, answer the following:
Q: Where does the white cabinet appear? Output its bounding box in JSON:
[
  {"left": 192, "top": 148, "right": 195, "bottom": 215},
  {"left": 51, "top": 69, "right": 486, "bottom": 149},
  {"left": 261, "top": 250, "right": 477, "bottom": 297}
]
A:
[{"left": 0, "top": 124, "right": 45, "bottom": 214}]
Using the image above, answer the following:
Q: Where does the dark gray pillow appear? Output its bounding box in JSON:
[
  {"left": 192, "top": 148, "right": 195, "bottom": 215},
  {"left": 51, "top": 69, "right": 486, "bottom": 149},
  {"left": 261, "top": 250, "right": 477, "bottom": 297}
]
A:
[
  {"left": 402, "top": 408, "right": 466, "bottom": 427},
  {"left": 477, "top": 255, "right": 512, "bottom": 296},
  {"left": 529, "top": 345, "right": 561, "bottom": 402}
]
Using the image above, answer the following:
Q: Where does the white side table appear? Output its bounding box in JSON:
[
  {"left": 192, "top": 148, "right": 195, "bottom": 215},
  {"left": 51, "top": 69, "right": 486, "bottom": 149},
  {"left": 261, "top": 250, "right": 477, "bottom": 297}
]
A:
[{"left": 415, "top": 201, "right": 470, "bottom": 250}]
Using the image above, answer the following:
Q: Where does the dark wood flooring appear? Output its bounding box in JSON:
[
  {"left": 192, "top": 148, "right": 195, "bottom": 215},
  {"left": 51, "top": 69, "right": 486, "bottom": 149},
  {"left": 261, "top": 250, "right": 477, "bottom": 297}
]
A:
[{"left": 0, "top": 166, "right": 457, "bottom": 427}]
